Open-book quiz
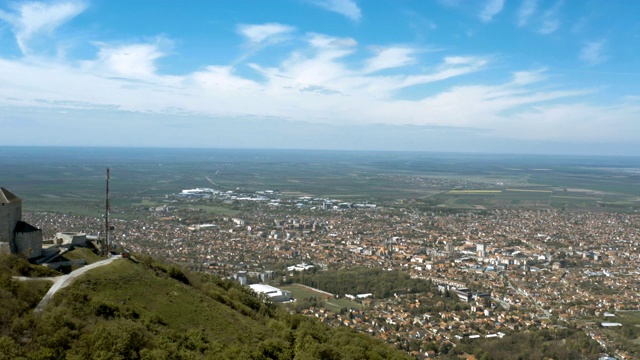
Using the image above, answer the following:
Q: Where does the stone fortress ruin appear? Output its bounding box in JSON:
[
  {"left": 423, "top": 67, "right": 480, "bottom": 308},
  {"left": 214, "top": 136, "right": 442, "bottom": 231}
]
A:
[{"left": 0, "top": 187, "right": 43, "bottom": 259}]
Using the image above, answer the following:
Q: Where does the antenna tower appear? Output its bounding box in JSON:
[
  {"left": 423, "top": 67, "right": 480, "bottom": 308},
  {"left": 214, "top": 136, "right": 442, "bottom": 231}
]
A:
[{"left": 104, "top": 168, "right": 110, "bottom": 256}]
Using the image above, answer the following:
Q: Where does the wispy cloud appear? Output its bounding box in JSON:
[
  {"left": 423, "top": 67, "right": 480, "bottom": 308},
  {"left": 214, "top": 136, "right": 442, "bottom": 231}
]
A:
[
  {"left": 309, "top": 0, "right": 362, "bottom": 21},
  {"left": 515, "top": 0, "right": 562, "bottom": 34},
  {"left": 235, "top": 23, "right": 296, "bottom": 64},
  {"left": 579, "top": 40, "right": 608, "bottom": 65},
  {"left": 246, "top": 33, "right": 487, "bottom": 100},
  {"left": 479, "top": 0, "right": 505, "bottom": 23},
  {"left": 537, "top": 0, "right": 563, "bottom": 34},
  {"left": 510, "top": 68, "right": 547, "bottom": 85},
  {"left": 237, "top": 23, "right": 295, "bottom": 45},
  {"left": 0, "top": 4, "right": 636, "bottom": 148},
  {"left": 517, "top": 0, "right": 537, "bottom": 27},
  {"left": 0, "top": 1, "right": 85, "bottom": 54},
  {"left": 191, "top": 66, "right": 260, "bottom": 91},
  {"left": 1, "top": 43, "right": 633, "bottom": 145},
  {"left": 0, "top": 30, "right": 491, "bottom": 122},
  {"left": 363, "top": 47, "right": 416, "bottom": 73}
]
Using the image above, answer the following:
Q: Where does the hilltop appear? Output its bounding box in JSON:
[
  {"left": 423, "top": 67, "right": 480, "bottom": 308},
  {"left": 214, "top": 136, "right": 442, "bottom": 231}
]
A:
[{"left": 0, "top": 253, "right": 411, "bottom": 360}]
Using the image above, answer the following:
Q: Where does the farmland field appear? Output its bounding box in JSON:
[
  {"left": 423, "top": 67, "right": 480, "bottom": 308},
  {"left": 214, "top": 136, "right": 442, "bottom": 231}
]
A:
[{"left": 1, "top": 147, "right": 639, "bottom": 215}]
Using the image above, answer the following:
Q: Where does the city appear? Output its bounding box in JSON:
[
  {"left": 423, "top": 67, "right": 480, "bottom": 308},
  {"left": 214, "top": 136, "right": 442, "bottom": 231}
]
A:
[
  {"left": 21, "top": 183, "right": 640, "bottom": 359},
  {"left": 2, "top": 0, "right": 640, "bottom": 357}
]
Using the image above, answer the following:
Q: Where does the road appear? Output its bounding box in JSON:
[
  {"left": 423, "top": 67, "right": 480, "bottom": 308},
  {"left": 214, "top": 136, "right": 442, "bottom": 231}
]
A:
[
  {"left": 206, "top": 170, "right": 223, "bottom": 188},
  {"left": 506, "top": 279, "right": 551, "bottom": 318},
  {"left": 33, "top": 255, "right": 122, "bottom": 313}
]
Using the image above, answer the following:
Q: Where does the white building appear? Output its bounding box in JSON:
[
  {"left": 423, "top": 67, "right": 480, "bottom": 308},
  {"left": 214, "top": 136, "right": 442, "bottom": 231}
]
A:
[
  {"left": 55, "top": 232, "right": 87, "bottom": 246},
  {"left": 477, "top": 243, "right": 486, "bottom": 258},
  {"left": 287, "top": 263, "right": 314, "bottom": 272},
  {"left": 249, "top": 284, "right": 292, "bottom": 302}
]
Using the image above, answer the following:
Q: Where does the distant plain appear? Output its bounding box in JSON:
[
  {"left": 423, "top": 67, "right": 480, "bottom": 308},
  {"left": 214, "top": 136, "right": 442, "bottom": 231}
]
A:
[{"left": 1, "top": 147, "right": 639, "bottom": 216}]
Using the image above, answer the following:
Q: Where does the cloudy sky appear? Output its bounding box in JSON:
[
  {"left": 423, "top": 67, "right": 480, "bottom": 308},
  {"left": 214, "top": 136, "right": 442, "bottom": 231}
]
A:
[{"left": 1, "top": 0, "right": 639, "bottom": 155}]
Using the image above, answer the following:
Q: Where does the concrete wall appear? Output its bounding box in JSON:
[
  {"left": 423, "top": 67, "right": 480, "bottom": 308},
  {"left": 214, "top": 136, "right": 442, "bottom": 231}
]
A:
[{"left": 55, "top": 232, "right": 87, "bottom": 246}]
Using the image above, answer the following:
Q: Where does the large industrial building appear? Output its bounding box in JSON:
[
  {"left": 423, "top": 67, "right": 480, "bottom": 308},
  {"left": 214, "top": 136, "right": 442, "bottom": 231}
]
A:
[
  {"left": 0, "top": 188, "right": 43, "bottom": 259},
  {"left": 249, "top": 284, "right": 292, "bottom": 302}
]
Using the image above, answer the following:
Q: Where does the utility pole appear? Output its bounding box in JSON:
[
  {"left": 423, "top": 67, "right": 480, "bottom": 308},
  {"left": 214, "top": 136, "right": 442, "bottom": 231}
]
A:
[{"left": 105, "top": 168, "right": 110, "bottom": 256}]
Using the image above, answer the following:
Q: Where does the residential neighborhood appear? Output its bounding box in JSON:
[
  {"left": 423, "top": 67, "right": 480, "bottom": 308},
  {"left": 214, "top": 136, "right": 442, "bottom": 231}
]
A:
[{"left": 23, "top": 188, "right": 640, "bottom": 358}]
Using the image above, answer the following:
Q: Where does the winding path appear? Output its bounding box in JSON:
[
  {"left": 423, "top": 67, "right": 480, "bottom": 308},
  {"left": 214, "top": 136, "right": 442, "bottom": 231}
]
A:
[{"left": 33, "top": 255, "right": 122, "bottom": 313}]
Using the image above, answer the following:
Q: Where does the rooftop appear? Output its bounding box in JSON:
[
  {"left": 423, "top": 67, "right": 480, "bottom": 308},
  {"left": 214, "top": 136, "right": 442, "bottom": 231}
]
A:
[{"left": 0, "top": 187, "right": 21, "bottom": 204}]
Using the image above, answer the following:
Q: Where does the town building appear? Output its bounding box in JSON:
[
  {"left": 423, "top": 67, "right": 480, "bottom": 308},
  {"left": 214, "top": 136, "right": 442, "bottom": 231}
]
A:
[{"left": 249, "top": 284, "right": 292, "bottom": 302}]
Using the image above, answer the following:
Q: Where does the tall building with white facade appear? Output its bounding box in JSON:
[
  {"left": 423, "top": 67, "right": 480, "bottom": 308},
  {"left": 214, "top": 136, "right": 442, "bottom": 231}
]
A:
[
  {"left": 477, "top": 243, "right": 486, "bottom": 258},
  {"left": 446, "top": 242, "right": 455, "bottom": 255}
]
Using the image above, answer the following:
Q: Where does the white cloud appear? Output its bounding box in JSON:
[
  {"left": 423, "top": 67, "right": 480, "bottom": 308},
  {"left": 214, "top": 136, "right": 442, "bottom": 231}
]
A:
[
  {"left": 579, "top": 40, "right": 608, "bottom": 65},
  {"left": 443, "top": 56, "right": 478, "bottom": 66},
  {"left": 2, "top": 48, "right": 635, "bottom": 146},
  {"left": 389, "top": 75, "right": 591, "bottom": 130},
  {"left": 82, "top": 41, "right": 169, "bottom": 79},
  {"left": 0, "top": 31, "right": 491, "bottom": 123},
  {"left": 191, "top": 66, "right": 260, "bottom": 91},
  {"left": 307, "top": 33, "right": 357, "bottom": 49},
  {"left": 0, "top": 1, "right": 85, "bottom": 54},
  {"left": 0, "top": 16, "right": 636, "bottom": 148},
  {"left": 309, "top": 0, "right": 361, "bottom": 21},
  {"left": 246, "top": 33, "right": 487, "bottom": 100},
  {"left": 363, "top": 47, "right": 416, "bottom": 73},
  {"left": 517, "top": 0, "right": 537, "bottom": 26},
  {"left": 479, "top": 0, "right": 505, "bottom": 22},
  {"left": 237, "top": 23, "right": 295, "bottom": 45}
]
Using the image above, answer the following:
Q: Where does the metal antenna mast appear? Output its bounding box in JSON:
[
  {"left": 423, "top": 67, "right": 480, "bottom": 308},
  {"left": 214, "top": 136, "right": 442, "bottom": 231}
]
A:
[{"left": 105, "top": 168, "right": 110, "bottom": 256}]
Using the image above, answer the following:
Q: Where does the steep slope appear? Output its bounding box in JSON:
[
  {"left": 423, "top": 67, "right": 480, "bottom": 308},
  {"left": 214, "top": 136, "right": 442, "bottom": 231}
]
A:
[{"left": 0, "top": 254, "right": 412, "bottom": 360}]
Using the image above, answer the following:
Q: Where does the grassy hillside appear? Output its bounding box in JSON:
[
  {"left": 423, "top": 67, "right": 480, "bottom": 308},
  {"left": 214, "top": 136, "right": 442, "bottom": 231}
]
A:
[{"left": 0, "top": 254, "right": 411, "bottom": 360}]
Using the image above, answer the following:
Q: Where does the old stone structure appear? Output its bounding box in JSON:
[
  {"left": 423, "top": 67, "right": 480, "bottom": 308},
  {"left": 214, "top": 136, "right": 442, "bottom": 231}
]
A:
[{"left": 0, "top": 188, "right": 42, "bottom": 259}]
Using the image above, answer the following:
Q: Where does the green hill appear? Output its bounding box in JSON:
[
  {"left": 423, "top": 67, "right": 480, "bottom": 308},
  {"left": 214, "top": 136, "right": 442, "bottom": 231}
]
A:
[{"left": 0, "top": 254, "right": 411, "bottom": 360}]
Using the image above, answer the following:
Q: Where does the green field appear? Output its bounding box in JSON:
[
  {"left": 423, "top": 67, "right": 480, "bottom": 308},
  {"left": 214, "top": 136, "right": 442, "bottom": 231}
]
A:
[{"left": 280, "top": 284, "right": 362, "bottom": 312}]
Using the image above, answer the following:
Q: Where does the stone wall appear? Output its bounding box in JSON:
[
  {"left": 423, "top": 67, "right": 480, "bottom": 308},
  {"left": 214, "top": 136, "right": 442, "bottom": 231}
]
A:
[
  {"left": 14, "top": 230, "right": 43, "bottom": 259},
  {"left": 0, "top": 201, "right": 21, "bottom": 243}
]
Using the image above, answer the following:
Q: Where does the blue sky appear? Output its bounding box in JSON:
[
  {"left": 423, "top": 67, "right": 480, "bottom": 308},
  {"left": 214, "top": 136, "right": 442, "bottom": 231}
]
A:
[{"left": 1, "top": 0, "right": 639, "bottom": 155}]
